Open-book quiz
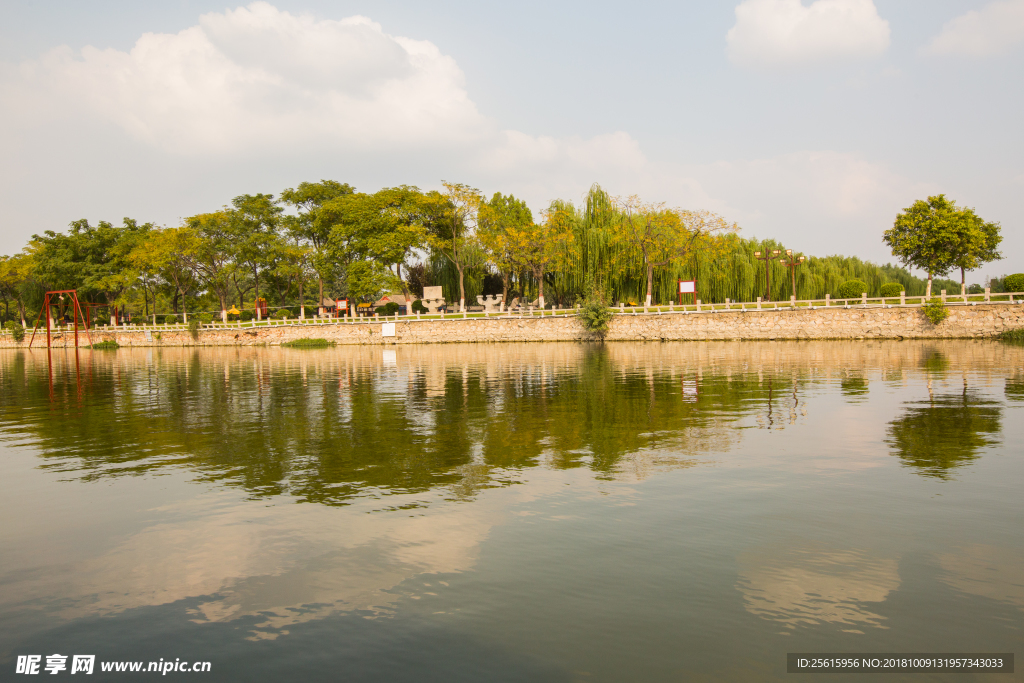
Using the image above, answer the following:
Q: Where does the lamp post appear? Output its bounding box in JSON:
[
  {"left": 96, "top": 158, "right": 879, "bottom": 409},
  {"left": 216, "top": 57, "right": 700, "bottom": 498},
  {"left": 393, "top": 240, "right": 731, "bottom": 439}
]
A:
[
  {"left": 779, "top": 250, "right": 806, "bottom": 300},
  {"left": 754, "top": 249, "right": 781, "bottom": 301}
]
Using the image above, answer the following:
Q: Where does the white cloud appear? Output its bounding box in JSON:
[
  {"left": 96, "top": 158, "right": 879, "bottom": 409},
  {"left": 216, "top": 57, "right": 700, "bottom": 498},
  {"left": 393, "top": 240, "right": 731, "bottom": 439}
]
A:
[
  {"left": 0, "top": 2, "right": 950, "bottom": 267},
  {"left": 727, "top": 0, "right": 890, "bottom": 68},
  {"left": 921, "top": 0, "right": 1024, "bottom": 57},
  {"left": 5, "top": 2, "right": 491, "bottom": 154}
]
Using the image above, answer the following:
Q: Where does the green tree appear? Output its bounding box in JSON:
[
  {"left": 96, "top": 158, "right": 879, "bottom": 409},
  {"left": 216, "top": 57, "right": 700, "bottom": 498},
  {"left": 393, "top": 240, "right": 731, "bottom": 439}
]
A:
[
  {"left": 612, "top": 196, "right": 735, "bottom": 306},
  {"left": 31, "top": 218, "right": 151, "bottom": 325},
  {"left": 227, "top": 194, "right": 284, "bottom": 315},
  {"left": 504, "top": 207, "right": 576, "bottom": 308},
  {"left": 0, "top": 252, "right": 34, "bottom": 326},
  {"left": 132, "top": 227, "right": 201, "bottom": 321},
  {"left": 185, "top": 211, "right": 237, "bottom": 323},
  {"left": 884, "top": 195, "right": 962, "bottom": 298},
  {"left": 424, "top": 182, "right": 485, "bottom": 312},
  {"left": 949, "top": 207, "right": 1002, "bottom": 296},
  {"left": 478, "top": 192, "right": 534, "bottom": 302},
  {"left": 280, "top": 180, "right": 355, "bottom": 312}
]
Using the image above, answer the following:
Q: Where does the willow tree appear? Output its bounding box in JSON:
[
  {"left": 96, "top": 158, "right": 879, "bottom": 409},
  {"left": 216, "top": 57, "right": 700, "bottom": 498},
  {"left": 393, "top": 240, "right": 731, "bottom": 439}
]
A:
[{"left": 612, "top": 196, "right": 735, "bottom": 306}]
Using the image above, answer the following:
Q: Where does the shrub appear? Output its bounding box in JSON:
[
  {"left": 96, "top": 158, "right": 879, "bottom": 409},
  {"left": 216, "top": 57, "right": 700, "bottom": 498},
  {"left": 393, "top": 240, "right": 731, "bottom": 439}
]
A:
[
  {"left": 578, "top": 290, "right": 614, "bottom": 338},
  {"left": 4, "top": 321, "right": 25, "bottom": 342},
  {"left": 997, "top": 328, "right": 1024, "bottom": 344},
  {"left": 240, "top": 310, "right": 254, "bottom": 321},
  {"left": 836, "top": 280, "right": 869, "bottom": 299},
  {"left": 968, "top": 283, "right": 984, "bottom": 294},
  {"left": 165, "top": 314, "right": 180, "bottom": 324},
  {"left": 1004, "top": 273, "right": 1024, "bottom": 293},
  {"left": 198, "top": 313, "right": 213, "bottom": 325},
  {"left": 90, "top": 340, "right": 119, "bottom": 350},
  {"left": 281, "top": 338, "right": 335, "bottom": 348},
  {"left": 922, "top": 298, "right": 949, "bottom": 325},
  {"left": 376, "top": 302, "right": 400, "bottom": 316},
  {"left": 188, "top": 318, "right": 201, "bottom": 340},
  {"left": 412, "top": 299, "right": 428, "bottom": 314},
  {"left": 880, "top": 282, "right": 904, "bottom": 298},
  {"left": 272, "top": 308, "right": 290, "bottom": 319}
]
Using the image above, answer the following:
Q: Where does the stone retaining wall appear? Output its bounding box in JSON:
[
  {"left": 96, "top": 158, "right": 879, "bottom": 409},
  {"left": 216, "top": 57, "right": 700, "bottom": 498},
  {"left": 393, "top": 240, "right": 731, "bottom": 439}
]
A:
[{"left": 2, "top": 303, "right": 1022, "bottom": 348}]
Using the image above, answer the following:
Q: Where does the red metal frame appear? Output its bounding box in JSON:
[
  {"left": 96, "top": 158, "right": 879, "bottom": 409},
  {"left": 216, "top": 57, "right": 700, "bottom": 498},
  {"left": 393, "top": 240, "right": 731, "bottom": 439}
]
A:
[
  {"left": 677, "top": 279, "right": 697, "bottom": 305},
  {"left": 84, "top": 302, "right": 116, "bottom": 329},
  {"left": 28, "top": 290, "right": 93, "bottom": 349}
]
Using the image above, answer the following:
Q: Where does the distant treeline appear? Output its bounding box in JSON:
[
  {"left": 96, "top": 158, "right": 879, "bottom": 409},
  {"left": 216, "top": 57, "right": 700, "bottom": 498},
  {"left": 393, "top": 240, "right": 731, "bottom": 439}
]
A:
[{"left": 0, "top": 182, "right": 981, "bottom": 325}]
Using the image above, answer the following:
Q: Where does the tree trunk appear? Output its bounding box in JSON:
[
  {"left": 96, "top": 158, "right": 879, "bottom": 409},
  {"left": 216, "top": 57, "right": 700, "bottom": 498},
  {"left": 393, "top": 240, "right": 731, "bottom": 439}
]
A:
[
  {"left": 457, "top": 264, "right": 466, "bottom": 312},
  {"left": 173, "top": 290, "right": 180, "bottom": 314},
  {"left": 397, "top": 262, "right": 412, "bottom": 316},
  {"left": 926, "top": 274, "right": 933, "bottom": 299},
  {"left": 19, "top": 300, "right": 27, "bottom": 327},
  {"left": 502, "top": 271, "right": 509, "bottom": 303},
  {"left": 319, "top": 277, "right": 324, "bottom": 316},
  {"left": 537, "top": 268, "right": 545, "bottom": 309},
  {"left": 961, "top": 267, "right": 966, "bottom": 297},
  {"left": 219, "top": 293, "right": 228, "bottom": 324},
  {"left": 645, "top": 263, "right": 654, "bottom": 307},
  {"left": 299, "top": 279, "right": 305, "bottom": 319}
]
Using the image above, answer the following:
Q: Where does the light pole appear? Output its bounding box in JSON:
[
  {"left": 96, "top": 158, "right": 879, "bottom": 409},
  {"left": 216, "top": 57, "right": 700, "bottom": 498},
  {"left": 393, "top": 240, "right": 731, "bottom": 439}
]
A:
[
  {"left": 780, "top": 250, "right": 806, "bottom": 300},
  {"left": 754, "top": 249, "right": 780, "bottom": 301}
]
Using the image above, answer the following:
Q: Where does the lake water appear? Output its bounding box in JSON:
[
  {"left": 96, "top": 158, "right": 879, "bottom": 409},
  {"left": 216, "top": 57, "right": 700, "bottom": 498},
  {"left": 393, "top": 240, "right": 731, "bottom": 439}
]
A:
[{"left": 1, "top": 341, "right": 1021, "bottom": 681}]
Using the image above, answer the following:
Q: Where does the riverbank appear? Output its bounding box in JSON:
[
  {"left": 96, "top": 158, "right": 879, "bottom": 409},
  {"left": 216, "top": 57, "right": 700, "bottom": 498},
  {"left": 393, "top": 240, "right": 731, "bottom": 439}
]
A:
[{"left": 2, "top": 303, "right": 1022, "bottom": 348}]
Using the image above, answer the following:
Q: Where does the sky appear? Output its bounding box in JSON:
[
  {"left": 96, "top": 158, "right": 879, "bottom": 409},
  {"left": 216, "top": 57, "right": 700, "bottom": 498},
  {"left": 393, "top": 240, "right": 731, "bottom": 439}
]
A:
[{"left": 1, "top": 0, "right": 1021, "bottom": 281}]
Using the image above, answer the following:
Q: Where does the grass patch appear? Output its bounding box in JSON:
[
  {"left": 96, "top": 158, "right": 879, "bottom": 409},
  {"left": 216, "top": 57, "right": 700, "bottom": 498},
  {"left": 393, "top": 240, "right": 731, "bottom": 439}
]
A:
[
  {"left": 997, "top": 328, "right": 1024, "bottom": 344},
  {"left": 89, "top": 340, "right": 120, "bottom": 350},
  {"left": 281, "top": 337, "right": 335, "bottom": 348}
]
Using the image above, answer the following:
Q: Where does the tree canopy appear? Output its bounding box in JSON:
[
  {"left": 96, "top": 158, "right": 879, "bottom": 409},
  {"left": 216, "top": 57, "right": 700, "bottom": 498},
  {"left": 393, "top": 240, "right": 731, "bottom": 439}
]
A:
[{"left": 884, "top": 195, "right": 1002, "bottom": 297}]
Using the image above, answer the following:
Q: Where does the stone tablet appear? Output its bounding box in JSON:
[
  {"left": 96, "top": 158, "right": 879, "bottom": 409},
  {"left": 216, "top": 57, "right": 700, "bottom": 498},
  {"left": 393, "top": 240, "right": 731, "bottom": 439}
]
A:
[{"left": 423, "top": 286, "right": 443, "bottom": 300}]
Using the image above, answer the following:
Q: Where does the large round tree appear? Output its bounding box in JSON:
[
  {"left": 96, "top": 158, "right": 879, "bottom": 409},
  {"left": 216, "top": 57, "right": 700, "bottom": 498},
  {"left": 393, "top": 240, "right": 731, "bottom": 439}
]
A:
[{"left": 884, "top": 195, "right": 1001, "bottom": 298}]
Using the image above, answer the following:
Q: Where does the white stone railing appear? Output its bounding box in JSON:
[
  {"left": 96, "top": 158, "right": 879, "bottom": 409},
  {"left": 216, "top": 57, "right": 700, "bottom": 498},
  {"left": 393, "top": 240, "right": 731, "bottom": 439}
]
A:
[{"left": 3, "top": 289, "right": 1022, "bottom": 339}]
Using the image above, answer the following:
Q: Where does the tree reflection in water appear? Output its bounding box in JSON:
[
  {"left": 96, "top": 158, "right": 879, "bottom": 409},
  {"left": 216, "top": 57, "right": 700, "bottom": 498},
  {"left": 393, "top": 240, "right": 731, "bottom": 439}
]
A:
[
  {"left": 885, "top": 384, "right": 1002, "bottom": 480},
  {"left": 0, "top": 346, "right": 769, "bottom": 506}
]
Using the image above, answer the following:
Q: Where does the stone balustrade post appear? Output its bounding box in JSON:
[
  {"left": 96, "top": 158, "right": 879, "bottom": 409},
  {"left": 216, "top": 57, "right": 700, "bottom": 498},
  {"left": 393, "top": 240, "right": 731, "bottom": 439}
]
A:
[
  {"left": 756, "top": 297, "right": 762, "bottom": 310},
  {"left": 900, "top": 291, "right": 905, "bottom": 305},
  {"left": 825, "top": 294, "right": 830, "bottom": 307},
  {"left": 696, "top": 299, "right": 701, "bottom": 312},
  {"left": 984, "top": 287, "right": 991, "bottom": 302},
  {"left": 861, "top": 293, "right": 867, "bottom": 305},
  {"left": 941, "top": 289, "right": 947, "bottom": 304}
]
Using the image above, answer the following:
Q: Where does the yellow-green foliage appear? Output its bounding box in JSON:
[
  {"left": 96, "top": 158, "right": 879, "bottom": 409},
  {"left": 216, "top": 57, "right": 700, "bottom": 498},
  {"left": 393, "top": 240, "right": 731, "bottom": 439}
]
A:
[{"left": 922, "top": 299, "right": 949, "bottom": 325}]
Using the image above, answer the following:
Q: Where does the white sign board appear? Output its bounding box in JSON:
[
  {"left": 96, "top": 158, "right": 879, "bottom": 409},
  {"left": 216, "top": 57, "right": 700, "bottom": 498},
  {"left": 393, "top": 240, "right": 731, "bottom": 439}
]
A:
[
  {"left": 381, "top": 322, "right": 396, "bottom": 337},
  {"left": 423, "top": 286, "right": 443, "bottom": 300},
  {"left": 679, "top": 281, "right": 696, "bottom": 294}
]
